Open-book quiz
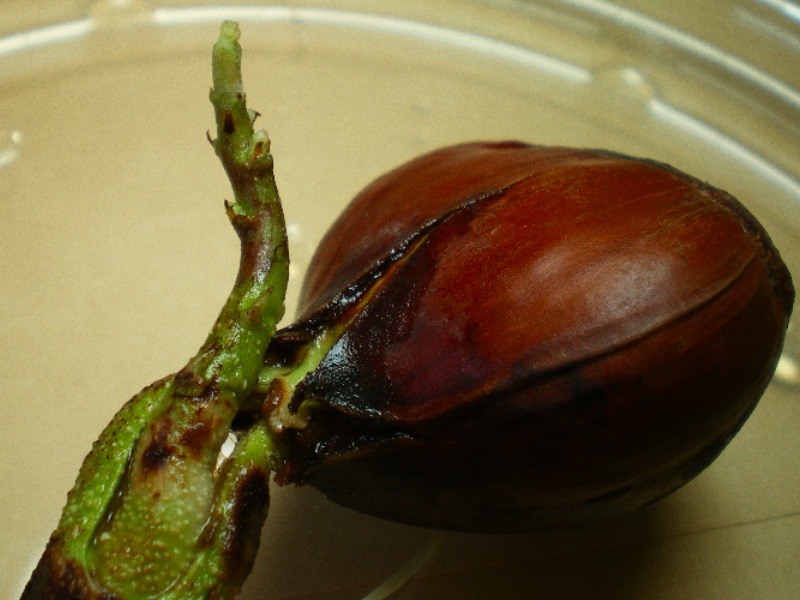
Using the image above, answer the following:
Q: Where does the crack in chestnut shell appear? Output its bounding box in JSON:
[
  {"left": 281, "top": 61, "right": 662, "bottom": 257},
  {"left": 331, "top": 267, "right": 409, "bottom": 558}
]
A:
[{"left": 285, "top": 142, "right": 794, "bottom": 532}]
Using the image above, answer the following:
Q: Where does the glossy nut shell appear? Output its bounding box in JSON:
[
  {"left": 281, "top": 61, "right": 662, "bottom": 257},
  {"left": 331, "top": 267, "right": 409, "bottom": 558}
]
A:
[{"left": 286, "top": 142, "right": 794, "bottom": 532}]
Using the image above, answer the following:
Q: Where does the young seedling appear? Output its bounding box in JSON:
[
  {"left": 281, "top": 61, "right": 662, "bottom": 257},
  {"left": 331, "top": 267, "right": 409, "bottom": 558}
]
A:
[
  {"left": 22, "top": 21, "right": 288, "bottom": 599},
  {"left": 21, "top": 18, "right": 794, "bottom": 600}
]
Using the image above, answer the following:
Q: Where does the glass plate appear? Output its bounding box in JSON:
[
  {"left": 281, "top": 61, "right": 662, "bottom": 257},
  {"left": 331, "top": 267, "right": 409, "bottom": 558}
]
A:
[{"left": 2, "top": 1, "right": 798, "bottom": 598}]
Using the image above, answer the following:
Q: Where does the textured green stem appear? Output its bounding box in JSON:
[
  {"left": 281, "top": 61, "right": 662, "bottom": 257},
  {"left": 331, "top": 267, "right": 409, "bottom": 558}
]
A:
[{"left": 22, "top": 21, "right": 288, "bottom": 600}]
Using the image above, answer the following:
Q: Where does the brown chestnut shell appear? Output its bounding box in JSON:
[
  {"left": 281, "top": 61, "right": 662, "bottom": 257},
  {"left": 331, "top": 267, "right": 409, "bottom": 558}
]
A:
[{"left": 281, "top": 142, "right": 793, "bottom": 532}]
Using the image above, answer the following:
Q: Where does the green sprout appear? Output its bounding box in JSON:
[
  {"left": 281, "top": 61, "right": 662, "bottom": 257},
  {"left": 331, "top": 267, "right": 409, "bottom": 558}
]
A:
[{"left": 22, "top": 21, "right": 290, "bottom": 599}]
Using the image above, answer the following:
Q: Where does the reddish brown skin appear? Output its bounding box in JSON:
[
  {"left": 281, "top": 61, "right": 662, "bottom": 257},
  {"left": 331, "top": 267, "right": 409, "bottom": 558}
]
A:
[{"left": 283, "top": 142, "right": 794, "bottom": 532}]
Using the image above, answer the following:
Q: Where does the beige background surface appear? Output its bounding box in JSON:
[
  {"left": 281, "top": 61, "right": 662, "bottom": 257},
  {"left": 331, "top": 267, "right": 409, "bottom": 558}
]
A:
[{"left": 1, "top": 1, "right": 798, "bottom": 598}]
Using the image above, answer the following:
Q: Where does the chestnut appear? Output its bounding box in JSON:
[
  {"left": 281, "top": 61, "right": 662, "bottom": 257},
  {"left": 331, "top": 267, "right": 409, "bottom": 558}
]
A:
[{"left": 273, "top": 141, "right": 794, "bottom": 533}]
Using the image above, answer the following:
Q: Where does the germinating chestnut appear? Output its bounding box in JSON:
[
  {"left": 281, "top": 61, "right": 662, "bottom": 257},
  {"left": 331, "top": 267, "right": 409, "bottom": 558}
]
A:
[
  {"left": 24, "top": 25, "right": 795, "bottom": 599},
  {"left": 274, "top": 141, "right": 795, "bottom": 533}
]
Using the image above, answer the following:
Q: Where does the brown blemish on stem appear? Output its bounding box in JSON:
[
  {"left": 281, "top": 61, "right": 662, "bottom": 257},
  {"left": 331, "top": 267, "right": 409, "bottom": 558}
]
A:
[
  {"left": 21, "top": 538, "right": 118, "bottom": 600},
  {"left": 179, "top": 419, "right": 214, "bottom": 459},
  {"left": 252, "top": 140, "right": 264, "bottom": 161},
  {"left": 222, "top": 109, "right": 235, "bottom": 135},
  {"left": 140, "top": 418, "right": 174, "bottom": 475},
  {"left": 262, "top": 378, "right": 289, "bottom": 419},
  {"left": 222, "top": 468, "right": 269, "bottom": 583},
  {"left": 174, "top": 367, "right": 220, "bottom": 402}
]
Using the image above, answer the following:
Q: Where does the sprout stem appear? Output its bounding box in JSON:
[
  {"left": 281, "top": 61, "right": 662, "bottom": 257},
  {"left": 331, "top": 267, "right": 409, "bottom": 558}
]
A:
[{"left": 21, "top": 21, "right": 288, "bottom": 599}]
